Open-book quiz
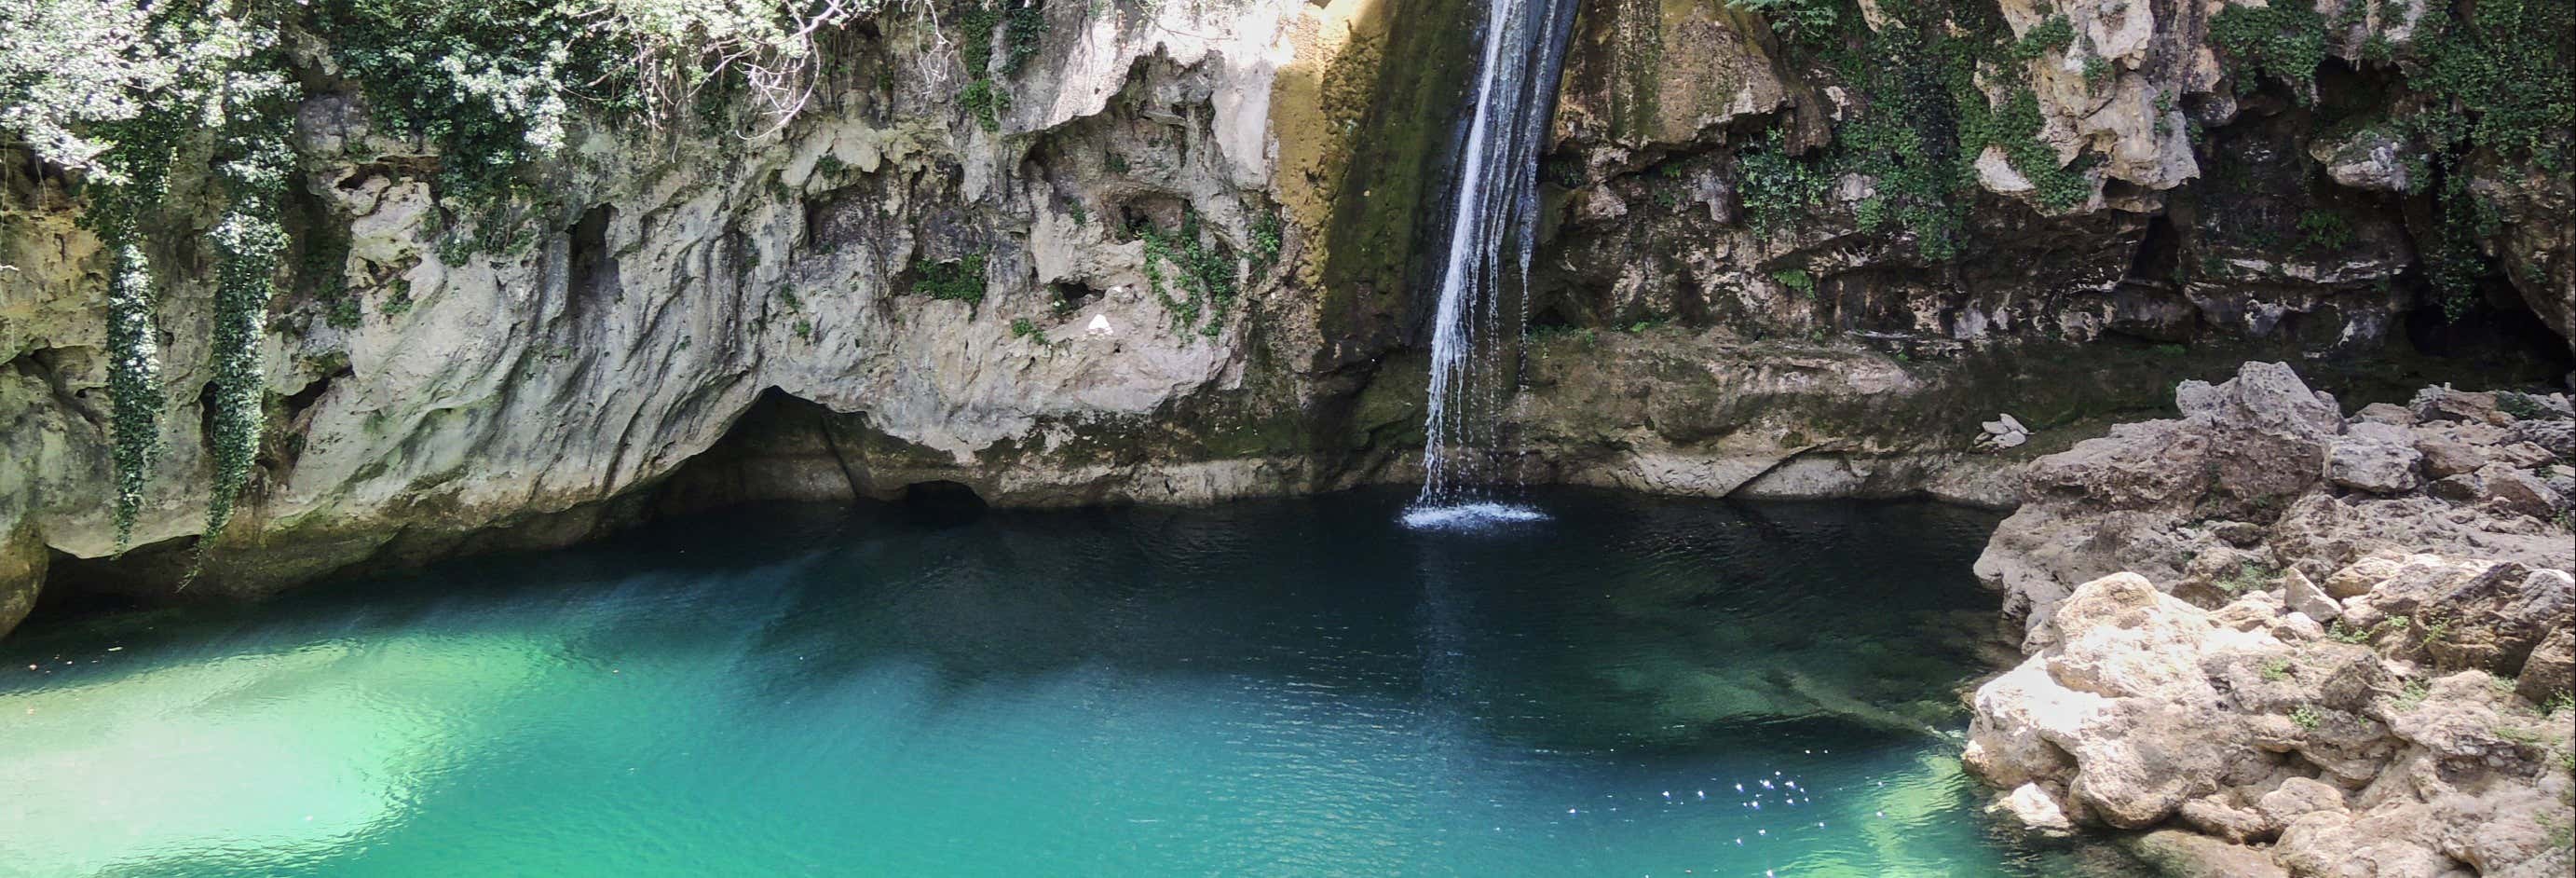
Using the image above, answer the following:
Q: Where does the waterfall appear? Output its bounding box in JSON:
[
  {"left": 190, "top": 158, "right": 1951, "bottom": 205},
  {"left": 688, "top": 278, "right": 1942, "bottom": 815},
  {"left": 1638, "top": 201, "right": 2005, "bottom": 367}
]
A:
[{"left": 1405, "top": 0, "right": 1579, "bottom": 527}]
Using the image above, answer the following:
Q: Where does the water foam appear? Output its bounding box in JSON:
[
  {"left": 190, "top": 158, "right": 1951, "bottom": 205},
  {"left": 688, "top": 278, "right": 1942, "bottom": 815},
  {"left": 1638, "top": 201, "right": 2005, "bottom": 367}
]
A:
[{"left": 1399, "top": 501, "right": 1551, "bottom": 530}]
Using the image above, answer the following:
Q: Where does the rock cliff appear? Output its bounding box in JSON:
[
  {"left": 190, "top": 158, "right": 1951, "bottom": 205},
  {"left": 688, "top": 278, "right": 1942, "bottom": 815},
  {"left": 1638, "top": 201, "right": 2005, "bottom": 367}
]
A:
[
  {"left": 2, "top": 0, "right": 2569, "bottom": 638},
  {"left": 1967, "top": 363, "right": 2575, "bottom": 876}
]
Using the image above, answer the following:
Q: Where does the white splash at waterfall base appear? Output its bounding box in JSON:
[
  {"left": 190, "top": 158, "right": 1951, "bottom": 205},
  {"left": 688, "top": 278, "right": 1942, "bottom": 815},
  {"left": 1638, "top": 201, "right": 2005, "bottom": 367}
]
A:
[{"left": 1402, "top": 0, "right": 1578, "bottom": 528}]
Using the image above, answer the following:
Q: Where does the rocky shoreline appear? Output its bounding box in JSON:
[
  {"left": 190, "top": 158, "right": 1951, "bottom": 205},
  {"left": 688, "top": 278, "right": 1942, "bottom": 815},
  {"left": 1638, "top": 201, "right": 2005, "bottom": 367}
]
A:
[{"left": 1965, "top": 362, "right": 2576, "bottom": 877}]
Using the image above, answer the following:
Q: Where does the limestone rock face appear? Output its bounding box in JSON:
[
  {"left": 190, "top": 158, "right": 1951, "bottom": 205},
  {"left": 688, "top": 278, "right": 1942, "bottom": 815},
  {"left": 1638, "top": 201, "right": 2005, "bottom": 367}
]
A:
[
  {"left": 1968, "top": 363, "right": 2576, "bottom": 877},
  {"left": 0, "top": 2, "right": 1318, "bottom": 620}
]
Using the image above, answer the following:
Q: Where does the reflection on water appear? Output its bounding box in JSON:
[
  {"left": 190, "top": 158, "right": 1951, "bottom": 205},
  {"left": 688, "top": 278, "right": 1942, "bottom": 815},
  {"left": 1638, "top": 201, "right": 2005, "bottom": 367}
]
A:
[{"left": 1, "top": 487, "right": 2148, "bottom": 877}]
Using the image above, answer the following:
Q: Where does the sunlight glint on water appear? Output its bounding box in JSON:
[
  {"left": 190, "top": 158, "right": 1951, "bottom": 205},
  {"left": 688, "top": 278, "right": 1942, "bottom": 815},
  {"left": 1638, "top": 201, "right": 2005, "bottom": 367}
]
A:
[{"left": 0, "top": 488, "right": 2150, "bottom": 877}]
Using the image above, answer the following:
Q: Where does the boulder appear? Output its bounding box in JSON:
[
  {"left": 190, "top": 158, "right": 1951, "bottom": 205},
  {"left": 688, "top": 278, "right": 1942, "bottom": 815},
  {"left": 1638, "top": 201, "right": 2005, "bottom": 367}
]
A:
[
  {"left": 2283, "top": 567, "right": 2341, "bottom": 623},
  {"left": 1999, "top": 782, "right": 2077, "bottom": 834},
  {"left": 2508, "top": 417, "right": 2575, "bottom": 459},
  {"left": 2515, "top": 625, "right": 2573, "bottom": 703},
  {"left": 2472, "top": 463, "right": 2562, "bottom": 519},
  {"left": 2411, "top": 386, "right": 2504, "bottom": 425},
  {"left": 1969, "top": 364, "right": 2576, "bottom": 878},
  {"left": 1964, "top": 572, "right": 2276, "bottom": 829},
  {"left": 2127, "top": 829, "right": 2290, "bottom": 878},
  {"left": 2351, "top": 402, "right": 2417, "bottom": 426},
  {"left": 2254, "top": 775, "right": 2345, "bottom": 826},
  {"left": 2328, "top": 421, "right": 2422, "bottom": 494}
]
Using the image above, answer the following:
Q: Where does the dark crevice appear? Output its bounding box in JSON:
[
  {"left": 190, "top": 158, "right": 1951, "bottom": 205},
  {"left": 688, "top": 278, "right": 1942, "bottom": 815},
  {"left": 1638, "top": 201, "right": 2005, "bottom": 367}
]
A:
[
  {"left": 568, "top": 204, "right": 621, "bottom": 307},
  {"left": 1049, "top": 280, "right": 1104, "bottom": 310},
  {"left": 900, "top": 480, "right": 987, "bottom": 526},
  {"left": 2119, "top": 214, "right": 2182, "bottom": 288}
]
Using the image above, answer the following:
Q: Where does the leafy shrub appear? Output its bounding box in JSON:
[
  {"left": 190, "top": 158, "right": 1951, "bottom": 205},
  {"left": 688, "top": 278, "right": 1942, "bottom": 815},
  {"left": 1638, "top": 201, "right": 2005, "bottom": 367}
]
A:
[{"left": 909, "top": 252, "right": 990, "bottom": 305}]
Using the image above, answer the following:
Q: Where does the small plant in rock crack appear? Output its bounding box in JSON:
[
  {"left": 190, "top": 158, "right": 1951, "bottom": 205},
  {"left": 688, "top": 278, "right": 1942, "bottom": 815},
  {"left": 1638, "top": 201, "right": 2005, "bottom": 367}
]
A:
[
  {"left": 2394, "top": 679, "right": 2432, "bottom": 711},
  {"left": 2497, "top": 391, "right": 2556, "bottom": 421},
  {"left": 2216, "top": 562, "right": 2278, "bottom": 595},
  {"left": 2262, "top": 657, "right": 2294, "bottom": 682},
  {"left": 2290, "top": 705, "right": 2324, "bottom": 731},
  {"left": 2493, "top": 724, "right": 2548, "bottom": 747},
  {"left": 1009, "top": 317, "right": 1049, "bottom": 345}
]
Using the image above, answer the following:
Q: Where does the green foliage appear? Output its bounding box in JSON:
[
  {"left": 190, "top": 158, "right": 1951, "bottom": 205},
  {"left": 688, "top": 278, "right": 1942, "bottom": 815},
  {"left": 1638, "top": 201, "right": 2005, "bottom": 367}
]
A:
[
  {"left": 1734, "top": 129, "right": 1833, "bottom": 233},
  {"left": 1727, "top": 0, "right": 1839, "bottom": 41},
  {"left": 2406, "top": 0, "right": 2576, "bottom": 170},
  {"left": 303, "top": 229, "right": 361, "bottom": 331},
  {"left": 2010, "top": 15, "right": 2075, "bottom": 62},
  {"left": 1979, "top": 89, "right": 2094, "bottom": 212},
  {"left": 961, "top": 78, "right": 1006, "bottom": 132},
  {"left": 2211, "top": 0, "right": 2327, "bottom": 103},
  {"left": 2395, "top": 679, "right": 2432, "bottom": 710},
  {"left": 32, "top": 0, "right": 299, "bottom": 556},
  {"left": 2296, "top": 209, "right": 2355, "bottom": 252},
  {"left": 2494, "top": 724, "right": 2549, "bottom": 746},
  {"left": 2498, "top": 391, "right": 2552, "bottom": 420},
  {"left": 2386, "top": 0, "right": 2574, "bottom": 318},
  {"left": 909, "top": 252, "right": 990, "bottom": 304},
  {"left": 1009, "top": 316, "right": 1049, "bottom": 344},
  {"left": 104, "top": 243, "right": 161, "bottom": 550},
  {"left": 2215, "top": 561, "right": 2277, "bottom": 595},
  {"left": 954, "top": 1, "right": 1044, "bottom": 132},
  {"left": 381, "top": 283, "right": 416, "bottom": 317},
  {"left": 1136, "top": 209, "right": 1238, "bottom": 337},
  {"left": 2416, "top": 612, "right": 2454, "bottom": 646},
  {"left": 1248, "top": 205, "right": 1286, "bottom": 276},
  {"left": 2262, "top": 657, "right": 2293, "bottom": 681},
  {"left": 1002, "top": 2, "right": 1047, "bottom": 75},
  {"left": 2082, "top": 56, "right": 2113, "bottom": 88},
  {"left": 2290, "top": 704, "right": 2324, "bottom": 730},
  {"left": 317, "top": 1, "right": 606, "bottom": 213},
  {"left": 1734, "top": 0, "right": 2097, "bottom": 261},
  {"left": 197, "top": 211, "right": 285, "bottom": 578},
  {"left": 1774, "top": 268, "right": 1816, "bottom": 297},
  {"left": 2421, "top": 169, "right": 2496, "bottom": 319}
]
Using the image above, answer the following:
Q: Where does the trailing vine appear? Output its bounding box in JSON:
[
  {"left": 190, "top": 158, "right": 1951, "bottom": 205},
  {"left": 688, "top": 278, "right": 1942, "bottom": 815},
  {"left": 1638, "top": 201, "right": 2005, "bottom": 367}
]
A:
[
  {"left": 104, "top": 243, "right": 161, "bottom": 549},
  {"left": 199, "top": 212, "right": 284, "bottom": 562}
]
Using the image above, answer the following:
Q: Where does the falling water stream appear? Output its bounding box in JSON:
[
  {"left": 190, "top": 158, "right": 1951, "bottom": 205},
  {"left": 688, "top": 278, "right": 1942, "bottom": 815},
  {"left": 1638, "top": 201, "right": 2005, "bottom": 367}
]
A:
[{"left": 1408, "top": 0, "right": 1581, "bottom": 526}]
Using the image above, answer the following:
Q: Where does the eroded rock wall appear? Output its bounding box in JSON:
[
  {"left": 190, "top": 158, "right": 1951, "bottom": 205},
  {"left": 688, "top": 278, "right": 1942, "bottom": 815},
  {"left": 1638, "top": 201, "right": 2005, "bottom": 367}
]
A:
[
  {"left": 1, "top": 1, "right": 1340, "bottom": 629},
  {"left": 2, "top": 0, "right": 2569, "bottom": 638}
]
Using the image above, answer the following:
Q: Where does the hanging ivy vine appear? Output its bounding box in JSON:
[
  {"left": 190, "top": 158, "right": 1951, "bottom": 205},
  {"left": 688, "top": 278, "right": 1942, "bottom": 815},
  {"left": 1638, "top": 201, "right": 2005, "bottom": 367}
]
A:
[
  {"left": 199, "top": 213, "right": 283, "bottom": 557},
  {"left": 103, "top": 243, "right": 162, "bottom": 549},
  {"left": 61, "top": 3, "right": 297, "bottom": 564}
]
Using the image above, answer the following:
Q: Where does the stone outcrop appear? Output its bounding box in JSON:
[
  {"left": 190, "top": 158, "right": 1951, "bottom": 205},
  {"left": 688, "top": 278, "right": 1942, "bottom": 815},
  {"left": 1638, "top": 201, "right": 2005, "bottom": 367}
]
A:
[{"left": 1967, "top": 362, "right": 2576, "bottom": 876}]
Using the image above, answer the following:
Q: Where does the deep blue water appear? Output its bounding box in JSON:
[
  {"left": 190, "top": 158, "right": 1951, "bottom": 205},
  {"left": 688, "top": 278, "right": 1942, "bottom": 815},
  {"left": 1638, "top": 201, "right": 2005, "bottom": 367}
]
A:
[{"left": 1, "top": 487, "right": 2147, "bottom": 876}]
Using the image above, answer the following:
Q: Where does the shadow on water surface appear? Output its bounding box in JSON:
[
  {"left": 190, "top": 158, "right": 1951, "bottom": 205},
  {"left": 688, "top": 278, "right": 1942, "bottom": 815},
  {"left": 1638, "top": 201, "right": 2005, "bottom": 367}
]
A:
[
  {"left": 2, "top": 487, "right": 2159, "bottom": 877},
  {"left": 13, "top": 487, "right": 2014, "bottom": 749}
]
